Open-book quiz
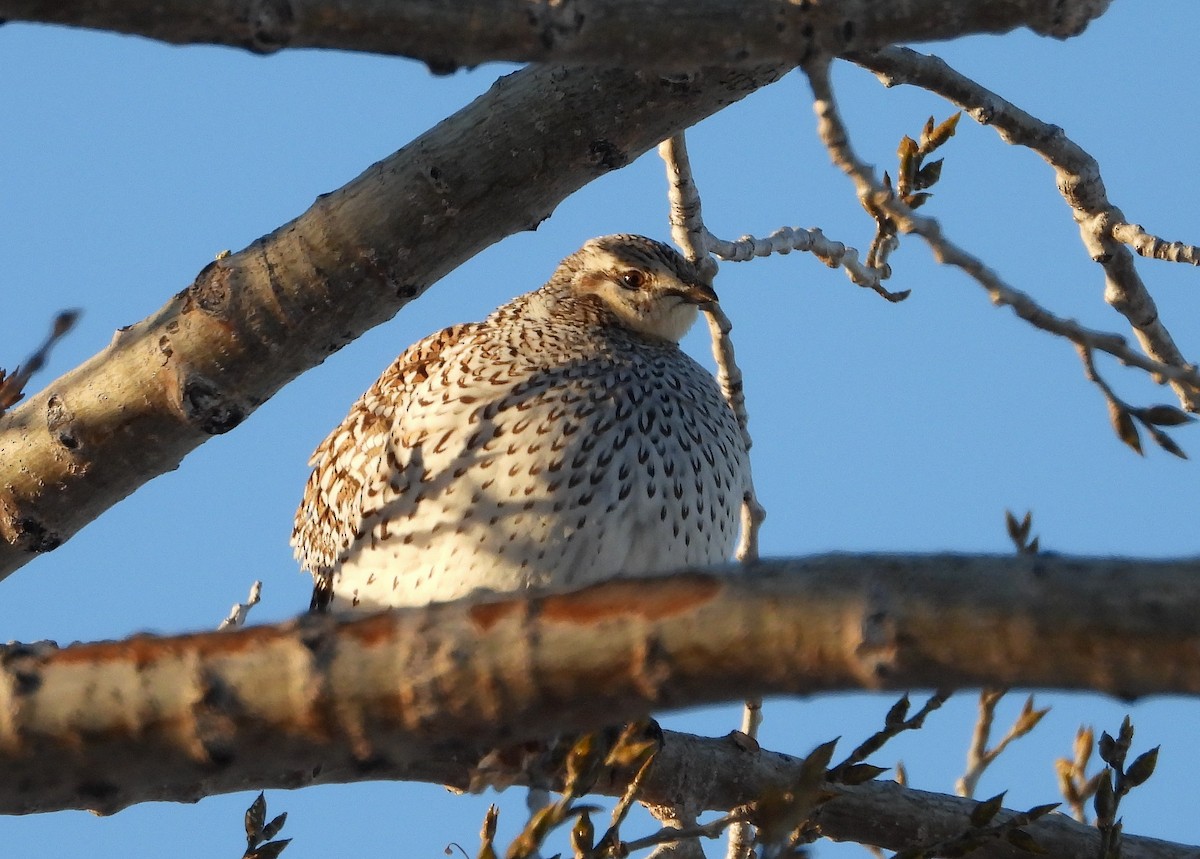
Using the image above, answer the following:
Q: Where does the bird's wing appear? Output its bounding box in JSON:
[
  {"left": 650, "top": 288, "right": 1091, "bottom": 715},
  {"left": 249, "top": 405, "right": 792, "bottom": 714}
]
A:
[{"left": 291, "top": 322, "right": 480, "bottom": 599}]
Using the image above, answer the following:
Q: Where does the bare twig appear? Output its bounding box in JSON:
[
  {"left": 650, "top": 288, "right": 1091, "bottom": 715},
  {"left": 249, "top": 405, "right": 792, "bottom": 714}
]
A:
[
  {"left": 661, "top": 131, "right": 768, "bottom": 859},
  {"left": 829, "top": 692, "right": 950, "bottom": 783},
  {"left": 0, "top": 309, "right": 80, "bottom": 417},
  {"left": 219, "top": 580, "right": 263, "bottom": 630},
  {"left": 1076, "top": 345, "right": 1193, "bottom": 458},
  {"left": 1056, "top": 726, "right": 1102, "bottom": 824},
  {"left": 703, "top": 226, "right": 906, "bottom": 301},
  {"left": 626, "top": 810, "right": 749, "bottom": 857},
  {"left": 848, "top": 47, "right": 1199, "bottom": 410},
  {"left": 658, "top": 134, "right": 767, "bottom": 561},
  {"left": 803, "top": 57, "right": 1200, "bottom": 420},
  {"left": 1111, "top": 223, "right": 1200, "bottom": 267},
  {"left": 956, "top": 692, "right": 1048, "bottom": 798}
]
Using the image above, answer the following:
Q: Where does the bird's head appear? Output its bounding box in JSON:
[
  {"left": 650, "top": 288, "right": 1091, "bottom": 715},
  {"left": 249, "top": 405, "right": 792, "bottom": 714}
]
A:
[{"left": 557, "top": 234, "right": 718, "bottom": 343}]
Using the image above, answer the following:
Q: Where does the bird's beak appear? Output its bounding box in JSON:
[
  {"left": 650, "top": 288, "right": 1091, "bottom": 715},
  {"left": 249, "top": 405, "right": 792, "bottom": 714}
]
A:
[{"left": 673, "top": 280, "right": 719, "bottom": 306}]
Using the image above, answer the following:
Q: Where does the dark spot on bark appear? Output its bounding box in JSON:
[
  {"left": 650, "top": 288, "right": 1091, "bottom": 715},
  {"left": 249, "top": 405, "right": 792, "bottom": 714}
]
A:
[
  {"left": 77, "top": 781, "right": 120, "bottom": 802},
  {"left": 205, "top": 744, "right": 236, "bottom": 767},
  {"left": 12, "top": 670, "right": 41, "bottom": 695},
  {"left": 46, "top": 394, "right": 80, "bottom": 452},
  {"left": 12, "top": 518, "right": 61, "bottom": 553},
  {"left": 396, "top": 283, "right": 420, "bottom": 299},
  {"left": 185, "top": 261, "right": 232, "bottom": 315},
  {"left": 425, "top": 56, "right": 460, "bottom": 75},
  {"left": 589, "top": 139, "right": 628, "bottom": 170},
  {"left": 181, "top": 376, "right": 245, "bottom": 435},
  {"left": 354, "top": 754, "right": 389, "bottom": 773},
  {"left": 842, "top": 19, "right": 855, "bottom": 43},
  {"left": 246, "top": 0, "right": 293, "bottom": 52}
]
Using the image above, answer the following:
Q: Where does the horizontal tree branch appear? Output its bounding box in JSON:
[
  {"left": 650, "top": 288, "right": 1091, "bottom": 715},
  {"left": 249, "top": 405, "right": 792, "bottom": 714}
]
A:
[
  {"left": 0, "top": 61, "right": 787, "bottom": 580},
  {"left": 0, "top": 0, "right": 1113, "bottom": 70},
  {"left": 3, "top": 553, "right": 1199, "bottom": 817}
]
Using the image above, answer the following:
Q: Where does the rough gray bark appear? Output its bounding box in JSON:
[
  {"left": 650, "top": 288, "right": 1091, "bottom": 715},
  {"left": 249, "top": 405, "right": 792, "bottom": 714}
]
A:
[
  {"left": 0, "top": 62, "right": 787, "bottom": 580},
  {"left": 0, "top": 0, "right": 1113, "bottom": 70},
  {"left": 2, "top": 554, "right": 1198, "bottom": 816}
]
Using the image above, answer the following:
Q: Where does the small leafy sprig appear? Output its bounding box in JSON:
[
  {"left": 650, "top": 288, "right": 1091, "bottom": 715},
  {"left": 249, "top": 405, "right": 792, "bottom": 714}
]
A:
[
  {"left": 861, "top": 112, "right": 961, "bottom": 281},
  {"left": 1094, "top": 717, "right": 1159, "bottom": 859},
  {"left": 1056, "top": 726, "right": 1105, "bottom": 823},
  {"left": 1077, "top": 344, "right": 1195, "bottom": 458},
  {"left": 1005, "top": 510, "right": 1040, "bottom": 555},
  {"left": 892, "top": 792, "right": 1059, "bottom": 859},
  {"left": 242, "top": 793, "right": 289, "bottom": 859}
]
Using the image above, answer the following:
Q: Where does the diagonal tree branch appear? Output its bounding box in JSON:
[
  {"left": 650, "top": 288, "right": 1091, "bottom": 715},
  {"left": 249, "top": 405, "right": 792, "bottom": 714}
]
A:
[
  {"left": 847, "top": 46, "right": 1198, "bottom": 410},
  {"left": 0, "top": 61, "right": 788, "bottom": 580},
  {"left": 0, "top": 0, "right": 1114, "bottom": 70},
  {"left": 3, "top": 553, "right": 1199, "bottom": 817},
  {"left": 802, "top": 56, "right": 1200, "bottom": 415}
]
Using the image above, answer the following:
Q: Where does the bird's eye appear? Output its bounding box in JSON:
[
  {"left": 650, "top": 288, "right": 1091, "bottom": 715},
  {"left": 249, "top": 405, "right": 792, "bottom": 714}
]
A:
[{"left": 618, "top": 270, "right": 646, "bottom": 291}]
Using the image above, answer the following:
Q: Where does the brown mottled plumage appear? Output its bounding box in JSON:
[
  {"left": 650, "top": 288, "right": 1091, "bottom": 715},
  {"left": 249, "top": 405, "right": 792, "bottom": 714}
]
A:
[{"left": 292, "top": 235, "right": 750, "bottom": 612}]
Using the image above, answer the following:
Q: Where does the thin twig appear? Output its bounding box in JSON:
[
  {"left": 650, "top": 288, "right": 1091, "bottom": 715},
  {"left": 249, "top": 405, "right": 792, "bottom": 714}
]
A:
[
  {"left": 218, "top": 581, "right": 263, "bottom": 630},
  {"left": 0, "top": 310, "right": 80, "bottom": 417},
  {"left": 829, "top": 692, "right": 950, "bottom": 781},
  {"left": 620, "top": 811, "right": 749, "bottom": 856},
  {"left": 802, "top": 58, "right": 1200, "bottom": 409},
  {"left": 1111, "top": 223, "right": 1200, "bottom": 266},
  {"left": 660, "top": 132, "right": 767, "bottom": 859},
  {"left": 703, "top": 226, "right": 907, "bottom": 301},
  {"left": 957, "top": 692, "right": 1048, "bottom": 798},
  {"left": 1056, "top": 725, "right": 1100, "bottom": 824},
  {"left": 848, "top": 47, "right": 1199, "bottom": 410}
]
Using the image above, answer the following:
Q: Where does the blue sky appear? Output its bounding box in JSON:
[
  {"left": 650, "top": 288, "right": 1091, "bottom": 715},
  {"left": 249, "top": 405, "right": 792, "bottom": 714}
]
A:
[{"left": 2, "top": 3, "right": 1198, "bottom": 856}]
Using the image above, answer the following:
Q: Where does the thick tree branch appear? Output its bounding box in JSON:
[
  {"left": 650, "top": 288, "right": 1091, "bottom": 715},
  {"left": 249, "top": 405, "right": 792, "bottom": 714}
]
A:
[
  {"left": 0, "top": 61, "right": 787, "bottom": 580},
  {"left": 0, "top": 0, "right": 1113, "bottom": 70},
  {"left": 3, "top": 554, "right": 1199, "bottom": 817}
]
